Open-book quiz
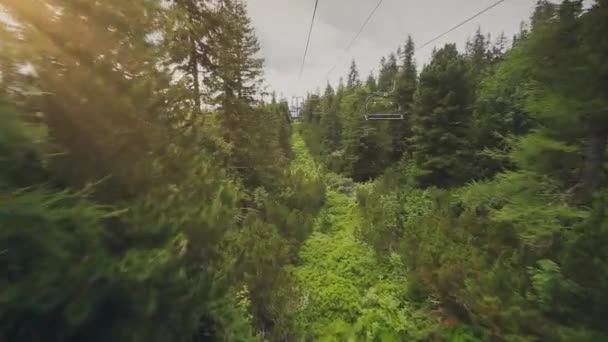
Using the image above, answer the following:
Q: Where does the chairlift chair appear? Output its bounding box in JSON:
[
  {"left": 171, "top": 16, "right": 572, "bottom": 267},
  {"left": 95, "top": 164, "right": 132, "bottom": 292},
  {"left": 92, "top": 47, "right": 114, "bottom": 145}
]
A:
[{"left": 365, "top": 92, "right": 403, "bottom": 121}]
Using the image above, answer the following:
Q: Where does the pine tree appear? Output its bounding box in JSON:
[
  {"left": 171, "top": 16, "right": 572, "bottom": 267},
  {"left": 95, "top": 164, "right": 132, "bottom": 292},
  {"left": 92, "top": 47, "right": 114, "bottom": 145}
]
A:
[
  {"left": 531, "top": 0, "right": 558, "bottom": 29},
  {"left": 189, "top": 0, "right": 269, "bottom": 185},
  {"left": 466, "top": 27, "right": 491, "bottom": 80},
  {"left": 215, "top": 0, "right": 264, "bottom": 106},
  {"left": 411, "top": 44, "right": 475, "bottom": 187},
  {"left": 365, "top": 71, "right": 378, "bottom": 92},
  {"left": 491, "top": 31, "right": 509, "bottom": 61},
  {"left": 390, "top": 35, "right": 418, "bottom": 162},
  {"left": 377, "top": 53, "right": 398, "bottom": 92},
  {"left": 300, "top": 93, "right": 325, "bottom": 158},
  {"left": 320, "top": 83, "right": 342, "bottom": 153},
  {"left": 339, "top": 88, "right": 378, "bottom": 180},
  {"left": 163, "top": 0, "right": 221, "bottom": 113},
  {"left": 471, "top": 50, "right": 534, "bottom": 179},
  {"left": 321, "top": 84, "right": 335, "bottom": 117},
  {"left": 347, "top": 60, "right": 362, "bottom": 89},
  {"left": 519, "top": 0, "right": 608, "bottom": 203},
  {"left": 396, "top": 36, "right": 417, "bottom": 108}
]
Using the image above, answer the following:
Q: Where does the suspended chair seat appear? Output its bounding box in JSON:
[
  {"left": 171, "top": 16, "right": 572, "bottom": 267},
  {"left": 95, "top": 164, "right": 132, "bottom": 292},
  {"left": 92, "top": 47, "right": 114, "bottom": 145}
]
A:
[{"left": 365, "top": 113, "right": 404, "bottom": 120}]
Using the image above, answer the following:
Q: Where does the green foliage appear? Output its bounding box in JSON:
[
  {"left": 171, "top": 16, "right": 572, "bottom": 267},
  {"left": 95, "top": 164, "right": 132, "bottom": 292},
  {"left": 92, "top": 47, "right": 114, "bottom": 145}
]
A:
[
  {"left": 301, "top": 42, "right": 420, "bottom": 181},
  {"left": 206, "top": 287, "right": 261, "bottom": 342},
  {"left": 470, "top": 42, "right": 535, "bottom": 179},
  {"left": 527, "top": 259, "right": 578, "bottom": 313},
  {"left": 0, "top": 2, "right": 318, "bottom": 340},
  {"left": 292, "top": 191, "right": 437, "bottom": 340},
  {"left": 306, "top": 1, "right": 608, "bottom": 340},
  {"left": 410, "top": 43, "right": 476, "bottom": 188},
  {"left": 356, "top": 177, "right": 434, "bottom": 255},
  {"left": 0, "top": 188, "right": 117, "bottom": 342},
  {"left": 459, "top": 171, "right": 587, "bottom": 244},
  {"left": 3, "top": 0, "right": 608, "bottom": 341},
  {"left": 444, "top": 325, "right": 484, "bottom": 342},
  {"left": 324, "top": 172, "right": 355, "bottom": 196},
  {"left": 0, "top": 102, "right": 46, "bottom": 188},
  {"left": 0, "top": 104, "right": 114, "bottom": 341},
  {"left": 2, "top": 0, "right": 170, "bottom": 201},
  {"left": 347, "top": 60, "right": 362, "bottom": 89},
  {"left": 358, "top": 156, "right": 605, "bottom": 340},
  {"left": 354, "top": 6, "right": 608, "bottom": 339}
]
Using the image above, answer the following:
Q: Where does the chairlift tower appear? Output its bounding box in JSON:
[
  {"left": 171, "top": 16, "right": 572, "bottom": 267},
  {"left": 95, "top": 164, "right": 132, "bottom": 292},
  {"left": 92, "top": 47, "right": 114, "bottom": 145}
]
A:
[{"left": 290, "top": 96, "right": 304, "bottom": 120}]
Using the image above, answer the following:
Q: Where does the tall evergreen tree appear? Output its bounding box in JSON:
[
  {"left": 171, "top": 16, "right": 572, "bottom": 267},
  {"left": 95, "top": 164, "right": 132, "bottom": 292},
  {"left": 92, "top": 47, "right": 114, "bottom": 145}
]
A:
[
  {"left": 320, "top": 83, "right": 342, "bottom": 153},
  {"left": 163, "top": 0, "right": 221, "bottom": 113},
  {"left": 215, "top": 0, "right": 264, "bottom": 107},
  {"left": 387, "top": 36, "right": 418, "bottom": 163},
  {"left": 520, "top": 0, "right": 608, "bottom": 203},
  {"left": 465, "top": 27, "right": 491, "bottom": 79},
  {"left": 471, "top": 48, "right": 534, "bottom": 179},
  {"left": 192, "top": 0, "right": 270, "bottom": 185},
  {"left": 395, "top": 35, "right": 417, "bottom": 110},
  {"left": 365, "top": 71, "right": 378, "bottom": 92},
  {"left": 491, "top": 31, "right": 509, "bottom": 61},
  {"left": 531, "top": 0, "right": 558, "bottom": 28},
  {"left": 410, "top": 44, "right": 475, "bottom": 187},
  {"left": 347, "top": 60, "right": 362, "bottom": 89},
  {"left": 320, "top": 84, "right": 334, "bottom": 116},
  {"left": 377, "top": 53, "right": 398, "bottom": 92}
]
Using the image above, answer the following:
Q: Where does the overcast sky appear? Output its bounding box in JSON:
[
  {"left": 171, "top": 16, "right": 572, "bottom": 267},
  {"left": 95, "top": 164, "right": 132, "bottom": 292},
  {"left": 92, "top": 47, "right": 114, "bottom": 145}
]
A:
[{"left": 246, "top": 0, "right": 539, "bottom": 101}]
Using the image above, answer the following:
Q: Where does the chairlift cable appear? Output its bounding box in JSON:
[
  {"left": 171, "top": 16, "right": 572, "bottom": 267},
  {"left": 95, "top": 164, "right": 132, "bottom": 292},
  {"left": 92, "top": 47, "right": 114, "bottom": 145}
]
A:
[
  {"left": 326, "top": 0, "right": 507, "bottom": 80},
  {"left": 418, "top": 0, "right": 507, "bottom": 50},
  {"left": 299, "top": 0, "right": 321, "bottom": 79},
  {"left": 326, "top": 0, "right": 385, "bottom": 78}
]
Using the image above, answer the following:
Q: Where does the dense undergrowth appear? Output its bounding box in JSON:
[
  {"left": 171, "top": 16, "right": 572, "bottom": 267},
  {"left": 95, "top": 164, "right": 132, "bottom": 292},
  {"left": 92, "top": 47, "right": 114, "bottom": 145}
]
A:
[
  {"left": 289, "top": 129, "right": 462, "bottom": 341},
  {"left": 288, "top": 135, "right": 437, "bottom": 341},
  {"left": 292, "top": 190, "right": 437, "bottom": 341}
]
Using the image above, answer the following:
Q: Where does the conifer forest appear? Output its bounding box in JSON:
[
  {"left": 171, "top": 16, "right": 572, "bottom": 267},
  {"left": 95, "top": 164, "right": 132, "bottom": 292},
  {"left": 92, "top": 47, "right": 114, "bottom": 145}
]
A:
[{"left": 1, "top": 0, "right": 608, "bottom": 341}]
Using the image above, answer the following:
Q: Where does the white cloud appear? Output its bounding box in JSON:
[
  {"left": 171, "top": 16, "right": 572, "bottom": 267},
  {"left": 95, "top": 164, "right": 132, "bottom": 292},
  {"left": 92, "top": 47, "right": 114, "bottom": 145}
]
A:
[{"left": 246, "top": 0, "right": 538, "bottom": 100}]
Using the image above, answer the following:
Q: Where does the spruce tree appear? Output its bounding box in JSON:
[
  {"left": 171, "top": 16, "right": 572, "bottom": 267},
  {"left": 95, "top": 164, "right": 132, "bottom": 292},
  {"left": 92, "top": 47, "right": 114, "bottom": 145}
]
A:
[
  {"left": 531, "top": 0, "right": 558, "bottom": 29},
  {"left": 320, "top": 83, "right": 342, "bottom": 153},
  {"left": 471, "top": 49, "right": 534, "bottom": 179},
  {"left": 377, "top": 53, "right": 398, "bottom": 92},
  {"left": 396, "top": 36, "right": 417, "bottom": 110},
  {"left": 521, "top": 0, "right": 608, "bottom": 202},
  {"left": 188, "top": 0, "right": 269, "bottom": 185},
  {"left": 411, "top": 44, "right": 475, "bottom": 187},
  {"left": 390, "top": 35, "right": 418, "bottom": 162},
  {"left": 365, "top": 71, "right": 378, "bottom": 92},
  {"left": 163, "top": 0, "right": 221, "bottom": 112},
  {"left": 215, "top": 0, "right": 264, "bottom": 107},
  {"left": 347, "top": 60, "right": 362, "bottom": 89},
  {"left": 491, "top": 31, "right": 509, "bottom": 61},
  {"left": 465, "top": 27, "right": 491, "bottom": 79}
]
